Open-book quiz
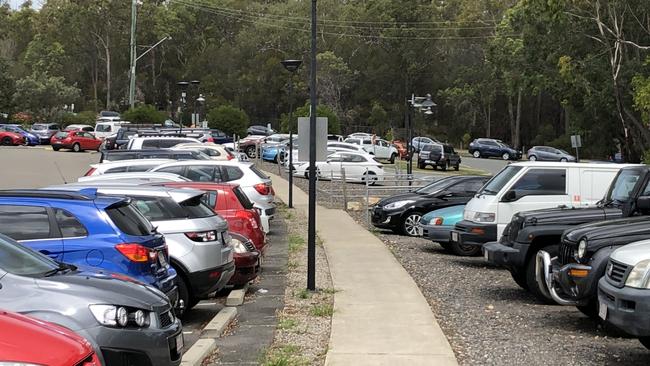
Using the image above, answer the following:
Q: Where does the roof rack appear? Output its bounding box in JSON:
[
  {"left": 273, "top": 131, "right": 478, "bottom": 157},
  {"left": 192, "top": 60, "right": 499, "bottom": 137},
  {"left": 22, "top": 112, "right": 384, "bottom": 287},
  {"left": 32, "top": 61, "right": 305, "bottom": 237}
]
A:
[{"left": 0, "top": 189, "right": 98, "bottom": 200}]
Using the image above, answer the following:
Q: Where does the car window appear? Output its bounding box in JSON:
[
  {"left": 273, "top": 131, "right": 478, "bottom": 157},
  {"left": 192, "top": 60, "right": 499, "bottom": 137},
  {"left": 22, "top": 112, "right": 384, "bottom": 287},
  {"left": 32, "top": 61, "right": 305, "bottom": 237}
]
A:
[
  {"left": 0, "top": 235, "right": 59, "bottom": 277},
  {"left": 157, "top": 165, "right": 185, "bottom": 175},
  {"left": 0, "top": 205, "right": 52, "bottom": 241},
  {"left": 511, "top": 169, "right": 567, "bottom": 195},
  {"left": 201, "top": 148, "right": 220, "bottom": 157},
  {"left": 223, "top": 166, "right": 243, "bottom": 181},
  {"left": 249, "top": 165, "right": 269, "bottom": 180},
  {"left": 133, "top": 197, "right": 186, "bottom": 221},
  {"left": 54, "top": 131, "right": 68, "bottom": 139},
  {"left": 187, "top": 165, "right": 215, "bottom": 182},
  {"left": 142, "top": 140, "right": 160, "bottom": 149},
  {"left": 95, "top": 124, "right": 111, "bottom": 132},
  {"left": 443, "top": 145, "right": 453, "bottom": 153},
  {"left": 105, "top": 202, "right": 154, "bottom": 236},
  {"left": 340, "top": 154, "right": 356, "bottom": 163},
  {"left": 466, "top": 180, "right": 487, "bottom": 192},
  {"left": 421, "top": 144, "right": 432, "bottom": 152},
  {"left": 54, "top": 209, "right": 88, "bottom": 238},
  {"left": 158, "top": 139, "right": 187, "bottom": 148},
  {"left": 415, "top": 177, "right": 455, "bottom": 194},
  {"left": 49, "top": 125, "right": 59, "bottom": 130},
  {"left": 181, "top": 195, "right": 215, "bottom": 219},
  {"left": 201, "top": 191, "right": 218, "bottom": 208},
  {"left": 349, "top": 154, "right": 366, "bottom": 163},
  {"left": 105, "top": 166, "right": 128, "bottom": 174},
  {"left": 127, "top": 165, "right": 156, "bottom": 172},
  {"left": 328, "top": 155, "right": 343, "bottom": 162}
]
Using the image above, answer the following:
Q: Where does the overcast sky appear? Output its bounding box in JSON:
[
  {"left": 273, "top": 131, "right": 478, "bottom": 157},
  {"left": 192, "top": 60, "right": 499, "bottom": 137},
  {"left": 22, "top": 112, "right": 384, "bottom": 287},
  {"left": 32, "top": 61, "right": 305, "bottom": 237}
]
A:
[{"left": 8, "top": 0, "right": 41, "bottom": 9}]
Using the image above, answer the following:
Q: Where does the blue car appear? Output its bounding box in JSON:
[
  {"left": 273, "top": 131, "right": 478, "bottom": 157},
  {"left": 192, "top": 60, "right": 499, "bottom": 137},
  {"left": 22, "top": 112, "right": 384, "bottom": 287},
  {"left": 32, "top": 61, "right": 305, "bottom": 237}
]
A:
[
  {"left": 0, "top": 189, "right": 178, "bottom": 302},
  {"left": 0, "top": 124, "right": 39, "bottom": 145},
  {"left": 468, "top": 138, "right": 521, "bottom": 160},
  {"left": 419, "top": 205, "right": 465, "bottom": 249},
  {"left": 262, "top": 145, "right": 282, "bottom": 162}
]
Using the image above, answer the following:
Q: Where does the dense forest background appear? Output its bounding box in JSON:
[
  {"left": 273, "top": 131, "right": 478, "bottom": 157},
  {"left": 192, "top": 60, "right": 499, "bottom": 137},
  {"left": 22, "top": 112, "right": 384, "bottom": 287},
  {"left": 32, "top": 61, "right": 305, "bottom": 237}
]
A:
[{"left": 2, "top": 0, "right": 650, "bottom": 160}]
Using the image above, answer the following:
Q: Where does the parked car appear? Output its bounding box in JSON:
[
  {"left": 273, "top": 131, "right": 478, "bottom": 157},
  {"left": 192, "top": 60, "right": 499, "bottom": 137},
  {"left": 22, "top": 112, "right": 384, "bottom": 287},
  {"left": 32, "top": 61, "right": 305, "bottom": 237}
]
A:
[
  {"left": 247, "top": 125, "right": 275, "bottom": 136},
  {"left": 238, "top": 135, "right": 268, "bottom": 159},
  {"left": 94, "top": 120, "right": 130, "bottom": 139},
  {"left": 210, "top": 129, "right": 234, "bottom": 144},
  {"left": 50, "top": 130, "right": 102, "bottom": 152},
  {"left": 50, "top": 184, "right": 235, "bottom": 316},
  {"left": 392, "top": 140, "right": 409, "bottom": 159},
  {"left": 85, "top": 159, "right": 175, "bottom": 176},
  {"left": 526, "top": 146, "right": 576, "bottom": 162},
  {"left": 163, "top": 182, "right": 267, "bottom": 254},
  {"left": 411, "top": 136, "right": 441, "bottom": 153},
  {"left": 295, "top": 151, "right": 385, "bottom": 184},
  {"left": 417, "top": 143, "right": 461, "bottom": 171},
  {"left": 227, "top": 231, "right": 261, "bottom": 286},
  {"left": 172, "top": 142, "right": 236, "bottom": 161},
  {"left": 78, "top": 171, "right": 191, "bottom": 183},
  {"left": 261, "top": 135, "right": 293, "bottom": 163},
  {"left": 100, "top": 148, "right": 210, "bottom": 163},
  {"left": 0, "top": 129, "right": 25, "bottom": 146},
  {"left": 537, "top": 215, "right": 650, "bottom": 318},
  {"left": 98, "top": 110, "right": 120, "bottom": 120},
  {"left": 64, "top": 124, "right": 95, "bottom": 132},
  {"left": 0, "top": 309, "right": 101, "bottom": 365},
  {"left": 484, "top": 165, "right": 649, "bottom": 302},
  {"left": 30, "top": 123, "right": 61, "bottom": 144},
  {"left": 468, "top": 138, "right": 521, "bottom": 160},
  {"left": 127, "top": 136, "right": 201, "bottom": 150},
  {"left": 0, "top": 124, "right": 39, "bottom": 145},
  {"left": 372, "top": 176, "right": 489, "bottom": 236},
  {"left": 327, "top": 134, "right": 344, "bottom": 141},
  {"left": 419, "top": 205, "right": 465, "bottom": 250},
  {"left": 0, "top": 189, "right": 178, "bottom": 301},
  {"left": 598, "top": 239, "right": 650, "bottom": 349},
  {"left": 344, "top": 136, "right": 399, "bottom": 163},
  {"left": 0, "top": 233, "right": 183, "bottom": 366},
  {"left": 347, "top": 132, "right": 374, "bottom": 139},
  {"left": 449, "top": 162, "right": 631, "bottom": 256}
]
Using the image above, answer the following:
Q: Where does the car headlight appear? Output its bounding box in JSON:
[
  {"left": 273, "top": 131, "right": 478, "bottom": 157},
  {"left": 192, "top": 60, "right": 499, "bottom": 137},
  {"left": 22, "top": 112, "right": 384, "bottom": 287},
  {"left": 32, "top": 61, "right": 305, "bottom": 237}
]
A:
[
  {"left": 465, "top": 210, "right": 495, "bottom": 223},
  {"left": 383, "top": 200, "right": 415, "bottom": 210},
  {"left": 231, "top": 237, "right": 249, "bottom": 254},
  {"left": 89, "top": 304, "right": 150, "bottom": 328},
  {"left": 577, "top": 239, "right": 587, "bottom": 259},
  {"left": 625, "top": 259, "right": 650, "bottom": 289}
]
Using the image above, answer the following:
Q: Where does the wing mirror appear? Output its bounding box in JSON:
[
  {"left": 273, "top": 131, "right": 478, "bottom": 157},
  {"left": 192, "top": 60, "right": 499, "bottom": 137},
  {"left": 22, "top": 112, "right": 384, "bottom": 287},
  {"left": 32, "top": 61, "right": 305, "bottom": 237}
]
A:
[
  {"left": 501, "top": 190, "right": 518, "bottom": 202},
  {"left": 637, "top": 196, "right": 650, "bottom": 210}
]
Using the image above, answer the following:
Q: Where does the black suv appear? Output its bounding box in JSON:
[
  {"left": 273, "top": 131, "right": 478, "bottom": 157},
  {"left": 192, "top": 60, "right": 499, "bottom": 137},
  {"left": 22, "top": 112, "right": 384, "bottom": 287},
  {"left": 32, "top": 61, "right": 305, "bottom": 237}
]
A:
[
  {"left": 418, "top": 144, "right": 461, "bottom": 171},
  {"left": 468, "top": 138, "right": 521, "bottom": 160}
]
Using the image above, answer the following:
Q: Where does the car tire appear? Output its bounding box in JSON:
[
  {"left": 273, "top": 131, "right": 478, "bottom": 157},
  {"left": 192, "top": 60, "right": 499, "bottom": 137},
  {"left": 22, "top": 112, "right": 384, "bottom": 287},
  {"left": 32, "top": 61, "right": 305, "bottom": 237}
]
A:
[
  {"left": 52, "top": 146, "right": 60, "bottom": 151},
  {"left": 245, "top": 145, "right": 257, "bottom": 159},
  {"left": 439, "top": 242, "right": 452, "bottom": 251},
  {"left": 72, "top": 143, "right": 81, "bottom": 152},
  {"left": 174, "top": 271, "right": 195, "bottom": 317},
  {"left": 525, "top": 244, "right": 559, "bottom": 304},
  {"left": 1, "top": 137, "right": 11, "bottom": 146},
  {"left": 418, "top": 162, "right": 425, "bottom": 169},
  {"left": 473, "top": 150, "right": 481, "bottom": 158},
  {"left": 639, "top": 337, "right": 650, "bottom": 350},
  {"left": 529, "top": 155, "right": 537, "bottom": 161},
  {"left": 363, "top": 171, "right": 378, "bottom": 186},
  {"left": 560, "top": 158, "right": 568, "bottom": 162},
  {"left": 402, "top": 211, "right": 423, "bottom": 237},
  {"left": 450, "top": 241, "right": 482, "bottom": 256},
  {"left": 389, "top": 153, "right": 397, "bottom": 164},
  {"left": 510, "top": 268, "right": 529, "bottom": 290},
  {"left": 502, "top": 152, "right": 510, "bottom": 160},
  {"left": 441, "top": 162, "right": 448, "bottom": 171},
  {"left": 454, "top": 163, "right": 460, "bottom": 171},
  {"left": 576, "top": 299, "right": 599, "bottom": 319}
]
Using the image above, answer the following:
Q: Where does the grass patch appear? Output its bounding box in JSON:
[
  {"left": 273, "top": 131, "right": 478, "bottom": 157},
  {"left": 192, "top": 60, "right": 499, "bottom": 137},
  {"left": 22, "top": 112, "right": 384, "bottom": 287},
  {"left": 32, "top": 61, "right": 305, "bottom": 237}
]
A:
[
  {"left": 288, "top": 234, "right": 306, "bottom": 253},
  {"left": 287, "top": 260, "right": 299, "bottom": 270},
  {"left": 310, "top": 304, "right": 334, "bottom": 317},
  {"left": 278, "top": 317, "right": 299, "bottom": 330},
  {"left": 285, "top": 211, "right": 294, "bottom": 220},
  {"left": 260, "top": 345, "right": 308, "bottom": 366},
  {"left": 320, "top": 287, "right": 339, "bottom": 295},
  {"left": 296, "top": 288, "right": 312, "bottom": 299}
]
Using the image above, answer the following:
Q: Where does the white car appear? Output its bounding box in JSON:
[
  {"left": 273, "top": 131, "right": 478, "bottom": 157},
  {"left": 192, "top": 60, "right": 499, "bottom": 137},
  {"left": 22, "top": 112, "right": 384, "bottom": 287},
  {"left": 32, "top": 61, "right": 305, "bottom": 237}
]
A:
[
  {"left": 295, "top": 151, "right": 384, "bottom": 184},
  {"left": 126, "top": 136, "right": 201, "bottom": 149},
  {"left": 77, "top": 172, "right": 191, "bottom": 183},
  {"left": 94, "top": 121, "right": 130, "bottom": 139},
  {"left": 344, "top": 137, "right": 399, "bottom": 163},
  {"left": 84, "top": 159, "right": 174, "bottom": 176},
  {"left": 172, "top": 142, "right": 235, "bottom": 161},
  {"left": 64, "top": 124, "right": 95, "bottom": 132}
]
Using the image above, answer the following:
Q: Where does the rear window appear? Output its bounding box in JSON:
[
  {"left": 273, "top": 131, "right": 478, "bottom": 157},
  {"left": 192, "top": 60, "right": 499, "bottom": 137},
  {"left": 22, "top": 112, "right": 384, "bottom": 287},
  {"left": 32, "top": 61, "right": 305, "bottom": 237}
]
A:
[
  {"left": 95, "top": 124, "right": 112, "bottom": 132},
  {"left": 233, "top": 186, "right": 254, "bottom": 209},
  {"left": 54, "top": 131, "right": 69, "bottom": 139},
  {"left": 180, "top": 195, "right": 215, "bottom": 219},
  {"left": 443, "top": 145, "right": 453, "bottom": 153},
  {"left": 132, "top": 197, "right": 187, "bottom": 221},
  {"left": 48, "top": 125, "right": 59, "bottom": 130},
  {"left": 32, "top": 124, "right": 47, "bottom": 130},
  {"left": 249, "top": 165, "right": 268, "bottom": 180},
  {"left": 106, "top": 202, "right": 154, "bottom": 236}
]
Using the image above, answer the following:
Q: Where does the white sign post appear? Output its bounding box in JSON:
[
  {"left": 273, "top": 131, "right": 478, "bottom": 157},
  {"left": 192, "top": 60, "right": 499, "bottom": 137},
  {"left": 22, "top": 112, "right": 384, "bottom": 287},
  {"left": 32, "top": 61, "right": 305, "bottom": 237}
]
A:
[
  {"left": 298, "top": 117, "right": 328, "bottom": 162},
  {"left": 571, "top": 135, "right": 582, "bottom": 162}
]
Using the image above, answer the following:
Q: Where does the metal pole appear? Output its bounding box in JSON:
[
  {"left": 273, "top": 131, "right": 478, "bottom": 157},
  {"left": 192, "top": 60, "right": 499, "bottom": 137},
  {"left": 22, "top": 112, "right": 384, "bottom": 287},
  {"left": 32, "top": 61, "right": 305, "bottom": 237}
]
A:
[
  {"left": 341, "top": 168, "right": 348, "bottom": 211},
  {"left": 288, "top": 74, "right": 295, "bottom": 208},
  {"left": 407, "top": 97, "right": 414, "bottom": 179},
  {"left": 307, "top": 0, "right": 317, "bottom": 291},
  {"left": 128, "top": 0, "right": 137, "bottom": 108},
  {"left": 365, "top": 168, "right": 370, "bottom": 227}
]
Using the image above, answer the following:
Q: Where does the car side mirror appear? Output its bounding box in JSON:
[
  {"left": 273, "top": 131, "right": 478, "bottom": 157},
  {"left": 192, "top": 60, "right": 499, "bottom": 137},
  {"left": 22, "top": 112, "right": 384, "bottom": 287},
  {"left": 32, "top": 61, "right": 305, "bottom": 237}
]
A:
[
  {"left": 637, "top": 196, "right": 650, "bottom": 210},
  {"left": 501, "top": 190, "right": 518, "bottom": 202}
]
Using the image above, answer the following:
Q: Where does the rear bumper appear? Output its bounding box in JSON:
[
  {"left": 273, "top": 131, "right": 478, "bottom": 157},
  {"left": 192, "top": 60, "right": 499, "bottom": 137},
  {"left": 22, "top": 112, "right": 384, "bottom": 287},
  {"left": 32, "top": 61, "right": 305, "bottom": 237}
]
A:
[
  {"left": 229, "top": 251, "right": 261, "bottom": 286},
  {"left": 483, "top": 241, "right": 529, "bottom": 268},
  {"left": 187, "top": 261, "right": 236, "bottom": 297},
  {"left": 421, "top": 224, "right": 453, "bottom": 243},
  {"left": 450, "top": 220, "right": 497, "bottom": 247},
  {"left": 599, "top": 278, "right": 650, "bottom": 337}
]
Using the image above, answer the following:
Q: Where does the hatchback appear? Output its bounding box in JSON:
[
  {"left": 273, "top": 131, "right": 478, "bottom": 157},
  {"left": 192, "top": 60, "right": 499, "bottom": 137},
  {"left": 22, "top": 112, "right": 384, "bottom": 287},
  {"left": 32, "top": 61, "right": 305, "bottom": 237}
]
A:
[
  {"left": 227, "top": 231, "right": 261, "bottom": 286},
  {"left": 526, "top": 146, "right": 576, "bottom": 162},
  {"left": 30, "top": 122, "right": 61, "bottom": 144},
  {"left": 51, "top": 130, "right": 102, "bottom": 152},
  {"left": 0, "top": 189, "right": 177, "bottom": 300},
  {"left": 0, "top": 233, "right": 183, "bottom": 366},
  {"left": 0, "top": 130, "right": 25, "bottom": 146},
  {"left": 0, "top": 124, "right": 39, "bottom": 145}
]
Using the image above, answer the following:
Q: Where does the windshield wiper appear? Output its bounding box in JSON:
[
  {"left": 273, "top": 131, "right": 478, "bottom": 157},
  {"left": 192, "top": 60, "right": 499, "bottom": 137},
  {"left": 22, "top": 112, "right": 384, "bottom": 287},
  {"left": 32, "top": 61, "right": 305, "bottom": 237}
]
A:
[
  {"left": 480, "top": 189, "right": 498, "bottom": 195},
  {"left": 43, "top": 263, "right": 77, "bottom": 277}
]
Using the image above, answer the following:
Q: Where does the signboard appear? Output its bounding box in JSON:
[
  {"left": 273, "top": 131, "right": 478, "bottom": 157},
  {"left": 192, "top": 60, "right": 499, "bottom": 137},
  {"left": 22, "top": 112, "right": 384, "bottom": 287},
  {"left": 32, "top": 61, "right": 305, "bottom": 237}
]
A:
[
  {"left": 298, "top": 117, "right": 328, "bottom": 162},
  {"left": 571, "top": 135, "right": 582, "bottom": 148}
]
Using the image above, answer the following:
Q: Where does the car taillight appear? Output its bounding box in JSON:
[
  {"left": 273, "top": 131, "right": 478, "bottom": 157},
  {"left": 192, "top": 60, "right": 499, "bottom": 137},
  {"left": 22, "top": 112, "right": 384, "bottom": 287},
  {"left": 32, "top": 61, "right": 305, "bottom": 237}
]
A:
[
  {"left": 236, "top": 210, "right": 259, "bottom": 229},
  {"left": 207, "top": 136, "right": 214, "bottom": 143},
  {"left": 116, "top": 243, "right": 153, "bottom": 263},
  {"left": 185, "top": 230, "right": 218, "bottom": 242},
  {"left": 254, "top": 183, "right": 271, "bottom": 195},
  {"left": 226, "top": 152, "right": 235, "bottom": 160},
  {"left": 84, "top": 167, "right": 96, "bottom": 176}
]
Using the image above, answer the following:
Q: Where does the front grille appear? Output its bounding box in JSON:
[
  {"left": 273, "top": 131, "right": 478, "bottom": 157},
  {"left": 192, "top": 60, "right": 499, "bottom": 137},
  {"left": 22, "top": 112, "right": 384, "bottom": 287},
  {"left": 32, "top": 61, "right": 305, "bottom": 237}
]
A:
[
  {"left": 101, "top": 348, "right": 152, "bottom": 366},
  {"left": 607, "top": 260, "right": 629, "bottom": 286},
  {"left": 559, "top": 241, "right": 576, "bottom": 265},
  {"left": 159, "top": 311, "right": 173, "bottom": 328}
]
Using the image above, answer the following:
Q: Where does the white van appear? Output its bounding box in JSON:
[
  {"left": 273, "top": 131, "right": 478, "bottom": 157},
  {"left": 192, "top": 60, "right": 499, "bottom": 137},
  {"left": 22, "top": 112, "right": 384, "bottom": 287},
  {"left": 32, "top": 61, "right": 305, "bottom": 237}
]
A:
[
  {"left": 94, "top": 121, "right": 130, "bottom": 139},
  {"left": 449, "top": 162, "right": 638, "bottom": 252}
]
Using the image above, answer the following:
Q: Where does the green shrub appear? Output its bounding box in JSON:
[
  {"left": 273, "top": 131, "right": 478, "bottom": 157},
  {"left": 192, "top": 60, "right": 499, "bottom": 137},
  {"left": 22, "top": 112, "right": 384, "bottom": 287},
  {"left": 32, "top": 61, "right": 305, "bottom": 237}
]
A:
[
  {"left": 280, "top": 102, "right": 340, "bottom": 134},
  {"left": 122, "top": 105, "right": 166, "bottom": 124},
  {"left": 207, "top": 105, "right": 249, "bottom": 137}
]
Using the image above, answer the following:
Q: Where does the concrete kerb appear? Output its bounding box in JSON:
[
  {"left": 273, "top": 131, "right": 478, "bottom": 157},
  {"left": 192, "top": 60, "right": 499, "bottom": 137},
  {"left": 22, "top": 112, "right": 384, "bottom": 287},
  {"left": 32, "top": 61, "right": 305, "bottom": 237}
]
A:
[
  {"left": 226, "top": 283, "right": 249, "bottom": 306},
  {"left": 180, "top": 304, "right": 239, "bottom": 366}
]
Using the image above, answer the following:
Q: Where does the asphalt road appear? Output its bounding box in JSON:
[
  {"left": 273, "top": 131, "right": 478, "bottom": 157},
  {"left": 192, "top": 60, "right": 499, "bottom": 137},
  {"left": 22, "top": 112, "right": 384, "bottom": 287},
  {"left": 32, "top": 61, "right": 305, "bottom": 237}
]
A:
[{"left": 462, "top": 156, "right": 509, "bottom": 175}]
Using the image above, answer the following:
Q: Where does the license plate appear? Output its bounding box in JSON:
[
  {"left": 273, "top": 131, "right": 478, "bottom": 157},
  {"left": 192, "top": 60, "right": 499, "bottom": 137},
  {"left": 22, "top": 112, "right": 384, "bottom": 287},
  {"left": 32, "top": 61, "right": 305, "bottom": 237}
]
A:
[
  {"left": 451, "top": 231, "right": 459, "bottom": 242},
  {"left": 599, "top": 301, "right": 607, "bottom": 320},
  {"left": 158, "top": 251, "right": 168, "bottom": 267},
  {"left": 175, "top": 333, "right": 184, "bottom": 350}
]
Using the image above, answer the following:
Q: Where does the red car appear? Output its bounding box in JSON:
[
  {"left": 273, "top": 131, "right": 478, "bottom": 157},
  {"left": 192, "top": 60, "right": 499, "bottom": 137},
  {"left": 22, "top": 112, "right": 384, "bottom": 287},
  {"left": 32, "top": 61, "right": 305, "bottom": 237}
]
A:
[
  {"left": 228, "top": 231, "right": 261, "bottom": 286},
  {"left": 51, "top": 130, "right": 102, "bottom": 152},
  {"left": 0, "top": 310, "right": 100, "bottom": 365},
  {"left": 0, "top": 131, "right": 25, "bottom": 146},
  {"left": 392, "top": 140, "right": 409, "bottom": 159},
  {"left": 163, "top": 182, "right": 267, "bottom": 254}
]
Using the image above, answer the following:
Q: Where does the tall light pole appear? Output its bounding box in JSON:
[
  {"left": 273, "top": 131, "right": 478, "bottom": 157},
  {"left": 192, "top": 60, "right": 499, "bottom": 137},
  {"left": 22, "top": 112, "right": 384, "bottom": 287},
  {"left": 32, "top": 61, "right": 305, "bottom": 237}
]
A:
[
  {"left": 177, "top": 81, "right": 189, "bottom": 133},
  {"left": 307, "top": 0, "right": 318, "bottom": 291},
  {"left": 128, "top": 0, "right": 137, "bottom": 109},
  {"left": 281, "top": 59, "right": 303, "bottom": 209},
  {"left": 406, "top": 94, "right": 436, "bottom": 176},
  {"left": 190, "top": 80, "right": 201, "bottom": 126},
  {"left": 128, "top": 35, "right": 171, "bottom": 109}
]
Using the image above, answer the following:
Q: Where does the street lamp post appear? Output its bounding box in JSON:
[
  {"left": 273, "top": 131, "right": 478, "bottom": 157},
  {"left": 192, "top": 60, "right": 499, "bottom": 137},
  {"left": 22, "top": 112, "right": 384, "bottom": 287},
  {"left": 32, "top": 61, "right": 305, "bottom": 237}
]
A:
[
  {"left": 177, "top": 81, "right": 189, "bottom": 133},
  {"left": 307, "top": 0, "right": 318, "bottom": 291},
  {"left": 197, "top": 94, "right": 206, "bottom": 128},
  {"left": 281, "top": 59, "right": 303, "bottom": 209},
  {"left": 190, "top": 80, "right": 201, "bottom": 127},
  {"left": 129, "top": 35, "right": 171, "bottom": 108},
  {"left": 406, "top": 94, "right": 436, "bottom": 176}
]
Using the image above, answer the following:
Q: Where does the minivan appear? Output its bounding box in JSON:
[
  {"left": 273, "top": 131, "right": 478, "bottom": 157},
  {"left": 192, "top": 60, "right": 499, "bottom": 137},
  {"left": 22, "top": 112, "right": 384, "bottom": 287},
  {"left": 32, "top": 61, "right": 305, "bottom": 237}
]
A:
[
  {"left": 448, "top": 162, "right": 636, "bottom": 255},
  {"left": 94, "top": 121, "right": 130, "bottom": 139}
]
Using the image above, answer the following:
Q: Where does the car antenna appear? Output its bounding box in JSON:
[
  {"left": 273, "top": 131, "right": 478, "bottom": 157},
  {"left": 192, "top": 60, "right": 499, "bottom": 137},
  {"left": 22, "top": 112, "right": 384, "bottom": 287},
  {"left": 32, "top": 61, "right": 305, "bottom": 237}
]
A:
[{"left": 53, "top": 162, "right": 68, "bottom": 184}]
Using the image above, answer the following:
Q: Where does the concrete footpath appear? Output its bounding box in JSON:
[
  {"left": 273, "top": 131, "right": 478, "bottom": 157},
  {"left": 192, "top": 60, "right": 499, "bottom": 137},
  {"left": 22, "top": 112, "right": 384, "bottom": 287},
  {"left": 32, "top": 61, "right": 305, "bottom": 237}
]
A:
[{"left": 266, "top": 172, "right": 458, "bottom": 366}]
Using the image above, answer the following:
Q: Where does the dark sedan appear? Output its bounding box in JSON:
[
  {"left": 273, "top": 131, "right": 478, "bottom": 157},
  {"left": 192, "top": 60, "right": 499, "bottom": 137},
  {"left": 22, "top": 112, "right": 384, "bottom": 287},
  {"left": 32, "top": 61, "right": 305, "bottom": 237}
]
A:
[
  {"left": 468, "top": 138, "right": 521, "bottom": 160},
  {"left": 371, "top": 175, "right": 490, "bottom": 236}
]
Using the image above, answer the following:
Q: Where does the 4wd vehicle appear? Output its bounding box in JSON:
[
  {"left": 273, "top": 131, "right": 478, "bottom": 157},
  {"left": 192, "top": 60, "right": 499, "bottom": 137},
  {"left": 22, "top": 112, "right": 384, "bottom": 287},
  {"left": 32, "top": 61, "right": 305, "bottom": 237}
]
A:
[
  {"left": 344, "top": 137, "right": 399, "bottom": 163},
  {"left": 372, "top": 175, "right": 489, "bottom": 236},
  {"left": 598, "top": 239, "right": 650, "bottom": 349},
  {"left": 417, "top": 143, "right": 461, "bottom": 171},
  {"left": 485, "top": 166, "right": 649, "bottom": 301},
  {"left": 468, "top": 138, "right": 521, "bottom": 160}
]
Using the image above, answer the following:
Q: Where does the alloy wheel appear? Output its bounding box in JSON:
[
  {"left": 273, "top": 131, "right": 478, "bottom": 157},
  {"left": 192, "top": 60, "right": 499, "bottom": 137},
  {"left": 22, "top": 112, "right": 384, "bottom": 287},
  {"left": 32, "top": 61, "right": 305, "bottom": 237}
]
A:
[{"left": 403, "top": 213, "right": 422, "bottom": 236}]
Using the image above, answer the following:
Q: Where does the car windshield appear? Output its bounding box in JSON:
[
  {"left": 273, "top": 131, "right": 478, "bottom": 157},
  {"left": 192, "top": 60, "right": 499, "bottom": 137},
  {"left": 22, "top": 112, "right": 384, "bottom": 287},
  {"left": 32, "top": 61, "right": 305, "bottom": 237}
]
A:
[
  {"left": 0, "top": 234, "right": 59, "bottom": 277},
  {"left": 559, "top": 149, "right": 570, "bottom": 155},
  {"left": 479, "top": 166, "right": 523, "bottom": 195},
  {"left": 415, "top": 178, "right": 453, "bottom": 194},
  {"left": 32, "top": 124, "right": 47, "bottom": 130},
  {"left": 132, "top": 197, "right": 188, "bottom": 221},
  {"left": 607, "top": 169, "right": 643, "bottom": 203}
]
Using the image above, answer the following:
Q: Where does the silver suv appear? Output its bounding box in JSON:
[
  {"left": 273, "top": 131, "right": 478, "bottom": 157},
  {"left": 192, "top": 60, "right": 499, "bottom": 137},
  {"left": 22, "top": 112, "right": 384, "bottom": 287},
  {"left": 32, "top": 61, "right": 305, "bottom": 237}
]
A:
[{"left": 48, "top": 184, "right": 235, "bottom": 316}]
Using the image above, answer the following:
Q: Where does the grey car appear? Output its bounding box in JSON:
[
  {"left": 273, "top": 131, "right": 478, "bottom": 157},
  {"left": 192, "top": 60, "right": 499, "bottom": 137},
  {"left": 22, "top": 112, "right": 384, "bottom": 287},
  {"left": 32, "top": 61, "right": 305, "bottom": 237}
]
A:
[
  {"left": 526, "top": 146, "right": 576, "bottom": 162},
  {"left": 0, "top": 233, "right": 183, "bottom": 365},
  {"left": 47, "top": 184, "right": 235, "bottom": 316},
  {"left": 30, "top": 123, "right": 61, "bottom": 144}
]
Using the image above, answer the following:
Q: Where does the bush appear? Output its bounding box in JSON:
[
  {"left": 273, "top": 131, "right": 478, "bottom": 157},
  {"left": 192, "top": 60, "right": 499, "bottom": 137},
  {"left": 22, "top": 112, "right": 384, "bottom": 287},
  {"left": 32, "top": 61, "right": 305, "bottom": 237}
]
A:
[
  {"left": 207, "top": 105, "right": 249, "bottom": 137},
  {"left": 280, "top": 102, "right": 340, "bottom": 134},
  {"left": 60, "top": 111, "right": 96, "bottom": 129},
  {"left": 122, "top": 105, "right": 166, "bottom": 124}
]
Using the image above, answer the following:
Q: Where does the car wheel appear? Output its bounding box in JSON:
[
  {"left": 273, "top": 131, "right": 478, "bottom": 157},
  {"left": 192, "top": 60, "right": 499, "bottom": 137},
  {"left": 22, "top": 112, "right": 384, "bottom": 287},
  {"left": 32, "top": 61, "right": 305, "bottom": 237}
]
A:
[
  {"left": 439, "top": 242, "right": 452, "bottom": 251},
  {"left": 502, "top": 152, "right": 510, "bottom": 160},
  {"left": 363, "top": 171, "right": 378, "bottom": 186},
  {"left": 174, "top": 272, "right": 194, "bottom": 317},
  {"left": 52, "top": 146, "right": 60, "bottom": 151},
  {"left": 454, "top": 163, "right": 460, "bottom": 171},
  {"left": 639, "top": 337, "right": 650, "bottom": 350},
  {"left": 576, "top": 299, "right": 599, "bottom": 319},
  {"left": 402, "top": 212, "right": 423, "bottom": 237},
  {"left": 560, "top": 158, "right": 568, "bottom": 162},
  {"left": 450, "top": 242, "right": 481, "bottom": 256},
  {"left": 510, "top": 268, "right": 529, "bottom": 290},
  {"left": 245, "top": 145, "right": 257, "bottom": 159},
  {"left": 529, "top": 155, "right": 537, "bottom": 161},
  {"left": 1, "top": 137, "right": 11, "bottom": 146},
  {"left": 72, "top": 143, "right": 81, "bottom": 152},
  {"left": 525, "top": 244, "right": 559, "bottom": 304},
  {"left": 473, "top": 150, "right": 481, "bottom": 158},
  {"left": 389, "top": 153, "right": 397, "bottom": 164},
  {"left": 418, "top": 162, "right": 425, "bottom": 169}
]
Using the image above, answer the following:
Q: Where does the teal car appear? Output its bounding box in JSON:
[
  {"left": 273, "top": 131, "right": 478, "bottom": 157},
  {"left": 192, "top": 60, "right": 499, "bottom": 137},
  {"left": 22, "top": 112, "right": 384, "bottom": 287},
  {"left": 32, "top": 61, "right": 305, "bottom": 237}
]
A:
[{"left": 419, "top": 205, "right": 465, "bottom": 249}]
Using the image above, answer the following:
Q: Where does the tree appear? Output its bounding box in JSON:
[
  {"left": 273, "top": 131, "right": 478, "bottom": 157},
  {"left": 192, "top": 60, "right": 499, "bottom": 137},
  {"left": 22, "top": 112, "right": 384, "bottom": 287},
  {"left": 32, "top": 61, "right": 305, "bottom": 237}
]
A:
[
  {"left": 13, "top": 73, "right": 80, "bottom": 121},
  {"left": 207, "top": 105, "right": 249, "bottom": 137},
  {"left": 368, "top": 101, "right": 389, "bottom": 134},
  {"left": 280, "top": 102, "right": 341, "bottom": 135},
  {"left": 122, "top": 104, "right": 166, "bottom": 124},
  {"left": 0, "top": 59, "right": 15, "bottom": 115}
]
